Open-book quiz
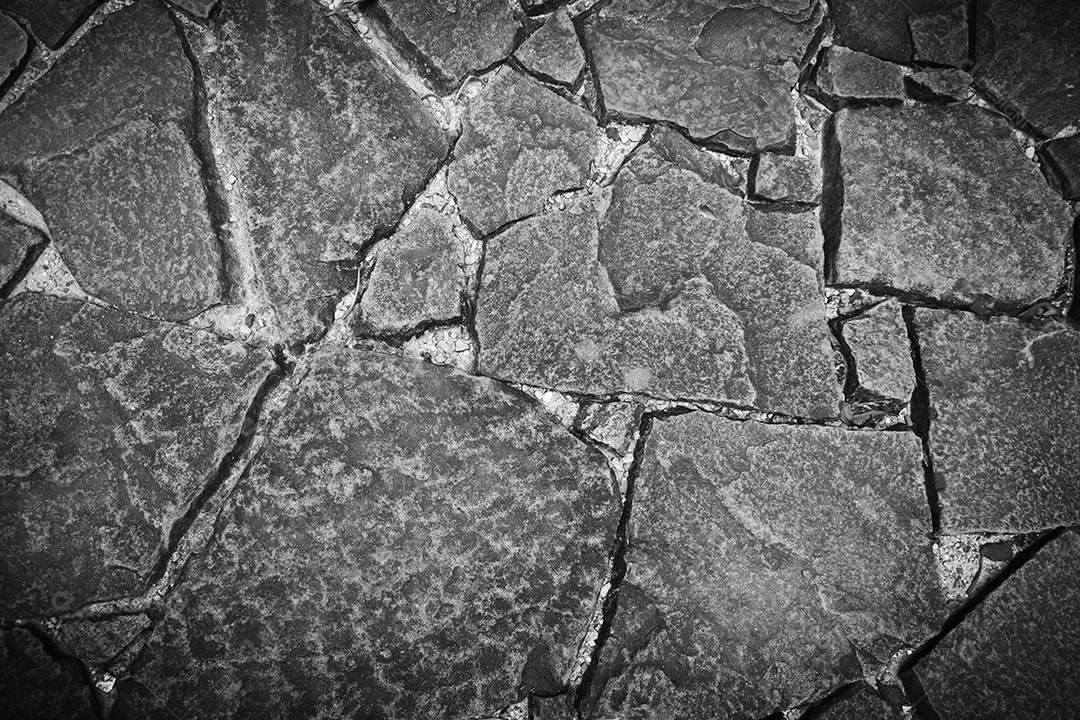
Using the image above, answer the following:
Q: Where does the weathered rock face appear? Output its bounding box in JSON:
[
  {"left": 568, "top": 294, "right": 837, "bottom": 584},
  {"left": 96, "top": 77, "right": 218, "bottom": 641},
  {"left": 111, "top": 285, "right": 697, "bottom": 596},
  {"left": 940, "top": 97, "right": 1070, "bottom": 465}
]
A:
[
  {"left": 0, "top": 294, "right": 274, "bottom": 617},
  {"left": 0, "top": 626, "right": 96, "bottom": 719},
  {"left": 909, "top": 4, "right": 968, "bottom": 66},
  {"left": 515, "top": 8, "right": 584, "bottom": 86},
  {"left": 830, "top": 0, "right": 965, "bottom": 63},
  {"left": 584, "top": 0, "right": 823, "bottom": 152},
  {"left": 449, "top": 67, "right": 595, "bottom": 237},
  {"left": 195, "top": 0, "right": 449, "bottom": 341},
  {"left": 913, "top": 309, "right": 1080, "bottom": 533},
  {"left": 842, "top": 299, "right": 915, "bottom": 403},
  {"left": 112, "top": 346, "right": 620, "bottom": 720},
  {"left": 357, "top": 207, "right": 463, "bottom": 335},
  {"left": 814, "top": 45, "right": 906, "bottom": 107},
  {"left": 751, "top": 153, "right": 821, "bottom": 203},
  {"left": 827, "top": 105, "right": 1071, "bottom": 309},
  {"left": 0, "top": 0, "right": 99, "bottom": 49},
  {"left": 973, "top": 0, "right": 1080, "bottom": 139},
  {"left": 911, "top": 529, "right": 1080, "bottom": 718},
  {"left": 905, "top": 68, "right": 973, "bottom": 103},
  {"left": 167, "top": 0, "right": 218, "bottom": 19},
  {"left": 587, "top": 414, "right": 943, "bottom": 719},
  {"left": 477, "top": 131, "right": 838, "bottom": 417},
  {"left": 377, "top": 0, "right": 520, "bottom": 90},
  {"left": 0, "top": 11, "right": 26, "bottom": 85},
  {"left": 0, "top": 214, "right": 42, "bottom": 289},
  {"left": 1044, "top": 135, "right": 1080, "bottom": 201},
  {"left": 817, "top": 684, "right": 901, "bottom": 719}
]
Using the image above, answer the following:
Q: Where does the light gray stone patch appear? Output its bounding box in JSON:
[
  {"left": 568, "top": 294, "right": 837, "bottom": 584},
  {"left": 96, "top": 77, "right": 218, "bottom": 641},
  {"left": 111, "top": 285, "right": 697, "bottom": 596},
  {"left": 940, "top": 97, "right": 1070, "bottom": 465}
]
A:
[
  {"left": 841, "top": 298, "right": 915, "bottom": 404},
  {"left": 751, "top": 152, "right": 822, "bottom": 203},
  {"left": 515, "top": 8, "right": 584, "bottom": 86},
  {"left": 814, "top": 45, "right": 907, "bottom": 107}
]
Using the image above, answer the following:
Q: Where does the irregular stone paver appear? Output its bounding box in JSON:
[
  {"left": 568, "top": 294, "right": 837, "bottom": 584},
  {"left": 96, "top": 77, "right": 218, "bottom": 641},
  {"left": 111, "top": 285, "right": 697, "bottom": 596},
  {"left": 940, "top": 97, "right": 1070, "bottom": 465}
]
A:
[
  {"left": 752, "top": 152, "right": 821, "bottom": 203},
  {"left": 196, "top": 0, "right": 449, "bottom": 340},
  {"left": 0, "top": 213, "right": 43, "bottom": 289},
  {"left": 973, "top": 0, "right": 1080, "bottom": 139},
  {"left": 449, "top": 67, "right": 595, "bottom": 237},
  {"left": 377, "top": 0, "right": 519, "bottom": 90},
  {"left": 913, "top": 308, "right": 1080, "bottom": 533},
  {"left": 0, "top": 11, "right": 26, "bottom": 85},
  {"left": 357, "top": 207, "right": 463, "bottom": 335},
  {"left": 1044, "top": 135, "right": 1080, "bottom": 201},
  {"left": 0, "top": 294, "right": 274, "bottom": 617},
  {"left": 167, "top": 0, "right": 218, "bottom": 19},
  {"left": 22, "top": 119, "right": 222, "bottom": 320},
  {"left": 911, "top": 529, "right": 1080, "bottom": 718},
  {"left": 905, "top": 68, "right": 973, "bottom": 103},
  {"left": 815, "top": 45, "right": 906, "bottom": 106},
  {"left": 112, "top": 345, "right": 620, "bottom": 720},
  {"left": 587, "top": 414, "right": 943, "bottom": 719},
  {"left": 815, "top": 684, "right": 899, "bottom": 719},
  {"left": 0, "top": 626, "right": 95, "bottom": 719},
  {"left": 830, "top": 0, "right": 963, "bottom": 62},
  {"left": 0, "top": 0, "right": 99, "bottom": 49},
  {"left": 842, "top": 299, "right": 915, "bottom": 403},
  {"left": 584, "top": 0, "right": 823, "bottom": 152},
  {"left": 909, "top": 4, "right": 968, "bottom": 67},
  {"left": 827, "top": 104, "right": 1071, "bottom": 308},
  {"left": 515, "top": 8, "right": 583, "bottom": 86}
]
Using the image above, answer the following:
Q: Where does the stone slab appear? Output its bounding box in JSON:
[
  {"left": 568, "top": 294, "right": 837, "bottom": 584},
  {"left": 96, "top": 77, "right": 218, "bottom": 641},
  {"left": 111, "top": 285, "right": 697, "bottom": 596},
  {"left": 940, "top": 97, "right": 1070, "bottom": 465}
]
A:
[
  {"left": 0, "top": 213, "right": 42, "bottom": 289},
  {"left": 195, "top": 0, "right": 449, "bottom": 341},
  {"left": 0, "top": 11, "right": 26, "bottom": 85},
  {"left": 830, "top": 0, "right": 963, "bottom": 63},
  {"left": 0, "top": 626, "right": 95, "bottom": 719},
  {"left": 112, "top": 345, "right": 620, "bottom": 720},
  {"left": 905, "top": 68, "right": 973, "bottom": 103},
  {"left": 815, "top": 684, "right": 899, "bottom": 719},
  {"left": 815, "top": 45, "right": 906, "bottom": 106},
  {"left": 828, "top": 104, "right": 1071, "bottom": 309},
  {"left": 751, "top": 152, "right": 821, "bottom": 204},
  {"left": 914, "top": 308, "right": 1080, "bottom": 533},
  {"left": 584, "top": 0, "right": 823, "bottom": 152},
  {"left": 167, "top": 0, "right": 218, "bottom": 20},
  {"left": 0, "top": 294, "right": 274, "bottom": 617},
  {"left": 586, "top": 414, "right": 943, "bottom": 718},
  {"left": 448, "top": 67, "right": 595, "bottom": 237},
  {"left": 912, "top": 529, "right": 1080, "bottom": 719},
  {"left": 909, "top": 4, "right": 968, "bottom": 67},
  {"left": 842, "top": 298, "right": 915, "bottom": 403},
  {"left": 0, "top": 0, "right": 99, "bottom": 49},
  {"left": 1044, "top": 135, "right": 1080, "bottom": 201},
  {"left": 515, "top": 8, "right": 583, "bottom": 86}
]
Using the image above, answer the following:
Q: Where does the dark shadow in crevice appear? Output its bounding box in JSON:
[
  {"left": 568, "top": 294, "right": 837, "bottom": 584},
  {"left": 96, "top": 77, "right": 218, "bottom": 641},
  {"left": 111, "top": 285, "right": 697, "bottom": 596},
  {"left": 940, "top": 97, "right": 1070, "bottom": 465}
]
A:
[
  {"left": 902, "top": 304, "right": 941, "bottom": 534},
  {"left": 820, "top": 113, "right": 843, "bottom": 284},
  {"left": 0, "top": 232, "right": 47, "bottom": 301},
  {"left": 570, "top": 1, "right": 613, "bottom": 122}
]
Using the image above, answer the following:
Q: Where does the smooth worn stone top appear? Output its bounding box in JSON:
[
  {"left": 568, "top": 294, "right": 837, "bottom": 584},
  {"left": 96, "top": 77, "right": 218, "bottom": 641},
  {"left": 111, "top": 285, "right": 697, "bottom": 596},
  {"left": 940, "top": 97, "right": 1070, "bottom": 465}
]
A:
[
  {"left": 515, "top": 8, "right": 584, "bottom": 86},
  {"left": 912, "top": 529, "right": 1080, "bottom": 719},
  {"left": 0, "top": 0, "right": 100, "bottom": 49},
  {"left": 587, "top": 414, "right": 943, "bottom": 719},
  {"left": 449, "top": 66, "right": 595, "bottom": 237},
  {"left": 196, "top": 0, "right": 449, "bottom": 341},
  {"left": 377, "top": 0, "right": 520, "bottom": 91},
  {"left": 0, "top": 11, "right": 27, "bottom": 85},
  {"left": 830, "top": 0, "right": 964, "bottom": 62},
  {"left": 814, "top": 45, "right": 906, "bottom": 106},
  {"left": 584, "top": 0, "right": 823, "bottom": 152},
  {"left": 0, "top": 626, "right": 96, "bottom": 719},
  {"left": 914, "top": 309, "right": 1080, "bottom": 533},
  {"left": 842, "top": 298, "right": 916, "bottom": 403},
  {"left": 0, "top": 293, "right": 274, "bottom": 618},
  {"left": 828, "top": 104, "right": 1072, "bottom": 309},
  {"left": 112, "top": 346, "right": 620, "bottom": 720},
  {"left": 974, "top": 0, "right": 1080, "bottom": 139}
]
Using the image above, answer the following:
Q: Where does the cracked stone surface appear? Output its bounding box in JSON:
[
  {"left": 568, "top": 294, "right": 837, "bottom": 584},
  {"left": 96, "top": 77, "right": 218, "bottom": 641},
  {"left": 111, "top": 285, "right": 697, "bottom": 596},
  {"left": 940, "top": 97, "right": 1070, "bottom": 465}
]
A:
[
  {"left": 448, "top": 66, "right": 595, "bottom": 237},
  {"left": 914, "top": 308, "right": 1080, "bottom": 533},
  {"left": 0, "top": 293, "right": 273, "bottom": 617},
  {"left": 0, "top": 213, "right": 42, "bottom": 289},
  {"left": 814, "top": 684, "right": 900, "bottom": 719},
  {"left": 586, "top": 414, "right": 944, "bottom": 719},
  {"left": 814, "top": 45, "right": 906, "bottom": 107},
  {"left": 0, "top": 626, "right": 96, "bottom": 718},
  {"left": 0, "top": 0, "right": 100, "bottom": 49},
  {"left": 910, "top": 529, "right": 1080, "bottom": 719},
  {"left": 584, "top": 0, "right": 823, "bottom": 152},
  {"left": 751, "top": 152, "right": 821, "bottom": 203},
  {"left": 842, "top": 299, "right": 915, "bottom": 403},
  {"left": 515, "top": 8, "right": 583, "bottom": 86},
  {"left": 0, "top": 11, "right": 26, "bottom": 85},
  {"left": 905, "top": 68, "right": 973, "bottom": 103},
  {"left": 830, "top": 0, "right": 964, "bottom": 63},
  {"left": 828, "top": 104, "right": 1072, "bottom": 309},
  {"left": 111, "top": 345, "right": 620, "bottom": 720}
]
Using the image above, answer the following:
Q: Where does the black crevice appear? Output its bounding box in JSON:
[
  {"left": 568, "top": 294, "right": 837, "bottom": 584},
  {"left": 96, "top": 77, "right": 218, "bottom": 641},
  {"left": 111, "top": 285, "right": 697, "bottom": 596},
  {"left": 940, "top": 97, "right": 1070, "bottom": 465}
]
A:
[
  {"left": 570, "top": 2, "right": 610, "bottom": 122},
  {"left": 828, "top": 317, "right": 859, "bottom": 398},
  {"left": 0, "top": 233, "right": 48, "bottom": 301},
  {"left": 820, "top": 113, "right": 843, "bottom": 284},
  {"left": 902, "top": 304, "right": 941, "bottom": 535},
  {"left": 828, "top": 280, "right": 1046, "bottom": 319}
]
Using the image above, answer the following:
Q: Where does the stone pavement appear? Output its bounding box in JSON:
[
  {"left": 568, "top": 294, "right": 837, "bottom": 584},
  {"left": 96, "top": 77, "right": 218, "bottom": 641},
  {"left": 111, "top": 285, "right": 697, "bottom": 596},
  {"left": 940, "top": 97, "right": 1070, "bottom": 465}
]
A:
[{"left": 0, "top": 1, "right": 1077, "bottom": 719}]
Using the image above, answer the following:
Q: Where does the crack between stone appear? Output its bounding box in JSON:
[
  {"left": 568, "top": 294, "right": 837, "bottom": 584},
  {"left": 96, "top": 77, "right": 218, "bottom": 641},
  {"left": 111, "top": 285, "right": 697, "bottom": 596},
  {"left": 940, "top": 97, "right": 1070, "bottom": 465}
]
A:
[
  {"left": 0, "top": 235, "right": 48, "bottom": 301},
  {"left": 570, "top": 3, "right": 608, "bottom": 121},
  {"left": 902, "top": 305, "right": 941, "bottom": 536}
]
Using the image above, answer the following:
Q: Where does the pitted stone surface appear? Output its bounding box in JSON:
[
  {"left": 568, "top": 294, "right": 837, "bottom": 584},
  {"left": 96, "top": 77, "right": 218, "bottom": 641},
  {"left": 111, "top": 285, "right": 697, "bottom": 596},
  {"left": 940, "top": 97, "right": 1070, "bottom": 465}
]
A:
[
  {"left": 973, "top": 0, "right": 1080, "bottom": 139},
  {"left": 0, "top": 626, "right": 95, "bottom": 719},
  {"left": 0, "top": 11, "right": 26, "bottom": 85},
  {"left": 905, "top": 68, "right": 973, "bottom": 103},
  {"left": 752, "top": 152, "right": 821, "bottom": 203},
  {"left": 816, "top": 684, "right": 900, "bottom": 719},
  {"left": 377, "top": 0, "right": 520, "bottom": 90},
  {"left": 828, "top": 105, "right": 1071, "bottom": 309},
  {"left": 0, "top": 213, "right": 42, "bottom": 289},
  {"left": 357, "top": 207, "right": 463, "bottom": 335},
  {"left": 830, "top": 0, "right": 963, "bottom": 63},
  {"left": 842, "top": 299, "right": 915, "bottom": 403},
  {"left": 814, "top": 45, "right": 906, "bottom": 106},
  {"left": 914, "top": 309, "right": 1080, "bottom": 533},
  {"left": 912, "top": 529, "right": 1080, "bottom": 719},
  {"left": 194, "top": 0, "right": 449, "bottom": 341},
  {"left": 0, "top": 0, "right": 99, "bottom": 49},
  {"left": 515, "top": 8, "right": 584, "bottom": 86},
  {"left": 584, "top": 0, "right": 823, "bottom": 152},
  {"left": 111, "top": 345, "right": 620, "bottom": 720},
  {"left": 0, "top": 294, "right": 274, "bottom": 617},
  {"left": 586, "top": 414, "right": 943, "bottom": 719},
  {"left": 477, "top": 131, "right": 838, "bottom": 416},
  {"left": 449, "top": 67, "right": 595, "bottom": 237},
  {"left": 909, "top": 4, "right": 968, "bottom": 66}
]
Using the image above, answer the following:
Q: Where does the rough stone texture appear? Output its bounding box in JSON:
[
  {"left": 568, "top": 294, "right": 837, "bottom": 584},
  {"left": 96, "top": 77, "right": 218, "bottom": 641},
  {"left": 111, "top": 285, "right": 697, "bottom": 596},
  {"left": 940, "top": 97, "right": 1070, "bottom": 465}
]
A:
[
  {"left": 477, "top": 131, "right": 839, "bottom": 417},
  {"left": 912, "top": 529, "right": 1080, "bottom": 719},
  {"left": 828, "top": 105, "right": 1071, "bottom": 309},
  {"left": 22, "top": 120, "right": 222, "bottom": 320},
  {"left": 449, "top": 67, "right": 595, "bottom": 236},
  {"left": 0, "top": 0, "right": 99, "bottom": 49},
  {"left": 1044, "top": 135, "right": 1080, "bottom": 201},
  {"left": 815, "top": 45, "right": 906, "bottom": 106},
  {"left": 50, "top": 614, "right": 151, "bottom": 666},
  {"left": 515, "top": 8, "right": 583, "bottom": 85},
  {"left": 196, "top": 0, "right": 449, "bottom": 340},
  {"left": 584, "top": 0, "right": 823, "bottom": 152},
  {"left": 842, "top": 299, "right": 915, "bottom": 403},
  {"left": 378, "top": 0, "right": 520, "bottom": 90},
  {"left": 905, "top": 68, "right": 973, "bottom": 103},
  {"left": 357, "top": 207, "right": 463, "bottom": 335},
  {"left": 909, "top": 4, "right": 968, "bottom": 67},
  {"left": 914, "top": 308, "right": 1080, "bottom": 533},
  {"left": 973, "top": 0, "right": 1080, "bottom": 139},
  {"left": 0, "top": 213, "right": 43, "bottom": 289},
  {"left": 0, "top": 293, "right": 274, "bottom": 617},
  {"left": 167, "top": 0, "right": 219, "bottom": 19},
  {"left": 0, "top": 626, "right": 96, "bottom": 719},
  {"left": 0, "top": 11, "right": 26, "bottom": 85},
  {"left": 830, "top": 0, "right": 962, "bottom": 63},
  {"left": 112, "top": 345, "right": 620, "bottom": 720},
  {"left": 587, "top": 414, "right": 944, "bottom": 719},
  {"left": 815, "top": 684, "right": 900, "bottom": 719},
  {"left": 752, "top": 152, "right": 821, "bottom": 203},
  {"left": 575, "top": 401, "right": 641, "bottom": 455}
]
